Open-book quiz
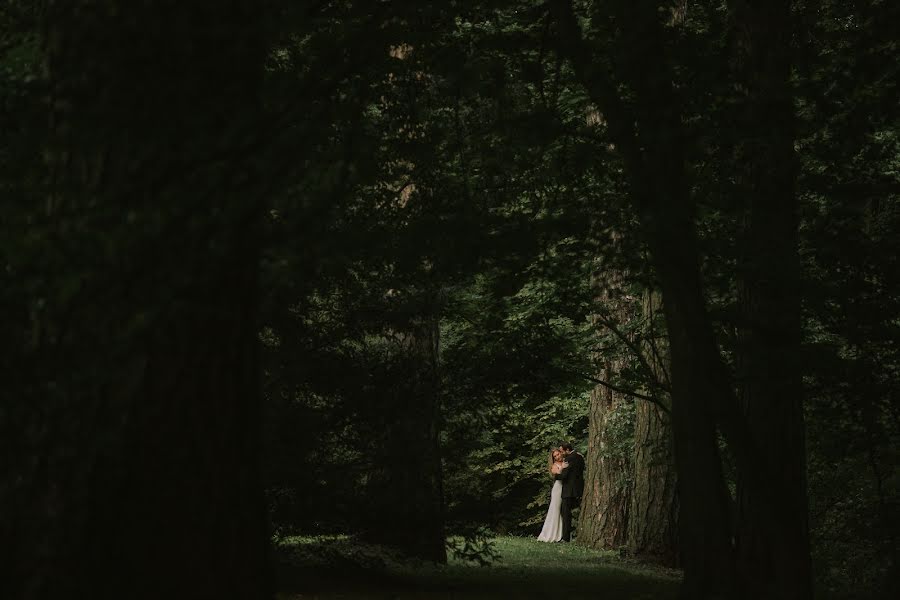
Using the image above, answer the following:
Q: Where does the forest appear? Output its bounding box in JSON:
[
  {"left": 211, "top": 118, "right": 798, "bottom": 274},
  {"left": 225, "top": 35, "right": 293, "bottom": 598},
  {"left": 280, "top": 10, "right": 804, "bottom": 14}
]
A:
[{"left": 2, "top": 1, "right": 897, "bottom": 599}]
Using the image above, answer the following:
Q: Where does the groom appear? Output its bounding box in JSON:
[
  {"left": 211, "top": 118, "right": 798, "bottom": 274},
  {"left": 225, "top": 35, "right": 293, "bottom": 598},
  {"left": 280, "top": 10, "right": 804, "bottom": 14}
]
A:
[{"left": 554, "top": 442, "right": 584, "bottom": 542}]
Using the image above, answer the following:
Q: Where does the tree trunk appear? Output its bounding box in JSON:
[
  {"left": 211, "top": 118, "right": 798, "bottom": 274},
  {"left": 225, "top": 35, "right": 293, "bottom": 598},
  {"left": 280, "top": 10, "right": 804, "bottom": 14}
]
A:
[
  {"left": 645, "top": 211, "right": 738, "bottom": 599},
  {"left": 579, "top": 377, "right": 633, "bottom": 549},
  {"left": 628, "top": 289, "right": 678, "bottom": 566},
  {"left": 615, "top": 5, "right": 739, "bottom": 590},
  {"left": 731, "top": 2, "right": 813, "bottom": 597},
  {"left": 579, "top": 266, "right": 634, "bottom": 550},
  {"left": 395, "top": 308, "right": 447, "bottom": 562},
  {"left": 15, "top": 3, "right": 270, "bottom": 597},
  {"left": 362, "top": 294, "right": 447, "bottom": 563}
]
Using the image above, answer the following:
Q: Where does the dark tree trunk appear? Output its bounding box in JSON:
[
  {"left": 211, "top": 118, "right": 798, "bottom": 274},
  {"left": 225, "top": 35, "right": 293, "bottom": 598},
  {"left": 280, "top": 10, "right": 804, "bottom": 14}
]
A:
[
  {"left": 394, "top": 309, "right": 447, "bottom": 562},
  {"left": 614, "top": 5, "right": 738, "bottom": 592},
  {"left": 14, "top": 2, "right": 270, "bottom": 598},
  {"left": 362, "top": 295, "right": 447, "bottom": 563},
  {"left": 731, "top": 2, "right": 813, "bottom": 598},
  {"left": 643, "top": 199, "right": 738, "bottom": 599},
  {"left": 628, "top": 289, "right": 678, "bottom": 566}
]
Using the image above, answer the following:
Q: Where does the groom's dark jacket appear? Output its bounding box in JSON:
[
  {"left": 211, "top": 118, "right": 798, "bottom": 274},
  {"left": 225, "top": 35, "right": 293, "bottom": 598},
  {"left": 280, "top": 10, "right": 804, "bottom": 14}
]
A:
[{"left": 554, "top": 452, "right": 585, "bottom": 499}]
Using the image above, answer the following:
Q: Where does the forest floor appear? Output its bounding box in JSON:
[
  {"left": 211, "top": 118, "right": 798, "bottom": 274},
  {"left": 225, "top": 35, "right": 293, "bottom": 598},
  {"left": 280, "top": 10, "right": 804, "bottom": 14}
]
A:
[{"left": 275, "top": 535, "right": 682, "bottom": 599}]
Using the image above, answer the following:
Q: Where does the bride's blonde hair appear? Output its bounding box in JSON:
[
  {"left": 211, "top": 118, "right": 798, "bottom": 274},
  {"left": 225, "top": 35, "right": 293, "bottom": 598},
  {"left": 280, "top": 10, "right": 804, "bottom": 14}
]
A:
[{"left": 547, "top": 449, "right": 561, "bottom": 475}]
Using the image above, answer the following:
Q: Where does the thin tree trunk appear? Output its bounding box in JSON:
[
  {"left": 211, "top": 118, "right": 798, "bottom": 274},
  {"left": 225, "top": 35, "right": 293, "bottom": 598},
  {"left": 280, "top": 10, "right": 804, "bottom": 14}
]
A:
[
  {"left": 398, "top": 306, "right": 447, "bottom": 562},
  {"left": 363, "top": 293, "right": 447, "bottom": 563},
  {"left": 17, "top": 3, "right": 271, "bottom": 597},
  {"left": 731, "top": 2, "right": 813, "bottom": 597},
  {"left": 628, "top": 289, "right": 678, "bottom": 566}
]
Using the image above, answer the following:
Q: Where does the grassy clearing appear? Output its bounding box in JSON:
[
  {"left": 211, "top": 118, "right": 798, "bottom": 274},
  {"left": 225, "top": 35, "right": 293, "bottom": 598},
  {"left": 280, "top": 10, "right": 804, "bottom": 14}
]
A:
[{"left": 275, "top": 535, "right": 682, "bottom": 599}]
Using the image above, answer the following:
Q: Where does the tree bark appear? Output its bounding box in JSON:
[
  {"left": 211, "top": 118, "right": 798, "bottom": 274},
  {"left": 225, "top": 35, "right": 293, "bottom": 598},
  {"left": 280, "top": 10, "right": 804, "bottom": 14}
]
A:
[
  {"left": 579, "top": 375, "right": 633, "bottom": 549},
  {"left": 15, "top": 2, "right": 271, "bottom": 597},
  {"left": 643, "top": 199, "right": 738, "bottom": 599},
  {"left": 579, "top": 263, "right": 634, "bottom": 550},
  {"left": 731, "top": 2, "right": 813, "bottom": 598},
  {"left": 628, "top": 289, "right": 678, "bottom": 566}
]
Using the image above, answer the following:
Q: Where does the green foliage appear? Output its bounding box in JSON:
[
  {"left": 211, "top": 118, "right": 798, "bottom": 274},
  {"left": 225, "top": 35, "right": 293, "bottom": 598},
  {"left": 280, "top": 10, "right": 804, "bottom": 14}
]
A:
[{"left": 446, "top": 529, "right": 502, "bottom": 566}]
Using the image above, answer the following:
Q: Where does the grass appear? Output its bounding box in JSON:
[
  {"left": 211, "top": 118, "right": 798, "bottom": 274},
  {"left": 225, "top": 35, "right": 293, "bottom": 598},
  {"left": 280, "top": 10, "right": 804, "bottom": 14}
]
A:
[{"left": 275, "top": 535, "right": 682, "bottom": 599}]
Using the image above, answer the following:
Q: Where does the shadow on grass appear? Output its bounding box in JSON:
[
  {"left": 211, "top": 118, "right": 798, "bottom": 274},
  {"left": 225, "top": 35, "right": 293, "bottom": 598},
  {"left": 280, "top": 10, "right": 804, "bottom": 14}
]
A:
[{"left": 275, "top": 536, "right": 681, "bottom": 599}]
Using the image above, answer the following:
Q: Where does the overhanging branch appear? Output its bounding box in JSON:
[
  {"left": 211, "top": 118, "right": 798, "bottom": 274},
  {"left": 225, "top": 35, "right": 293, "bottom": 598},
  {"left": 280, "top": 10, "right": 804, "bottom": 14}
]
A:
[{"left": 566, "top": 369, "right": 671, "bottom": 415}]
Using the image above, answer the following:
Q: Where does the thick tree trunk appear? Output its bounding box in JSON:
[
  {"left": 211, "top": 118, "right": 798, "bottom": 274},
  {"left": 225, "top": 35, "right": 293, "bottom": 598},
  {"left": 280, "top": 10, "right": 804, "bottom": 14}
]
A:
[
  {"left": 82, "top": 269, "right": 268, "bottom": 598},
  {"left": 731, "top": 2, "right": 813, "bottom": 598},
  {"left": 579, "top": 266, "right": 633, "bottom": 549},
  {"left": 628, "top": 289, "right": 678, "bottom": 566},
  {"left": 621, "top": 11, "right": 738, "bottom": 588},
  {"left": 15, "top": 2, "right": 270, "bottom": 598},
  {"left": 645, "top": 208, "right": 738, "bottom": 599},
  {"left": 579, "top": 377, "right": 632, "bottom": 549}
]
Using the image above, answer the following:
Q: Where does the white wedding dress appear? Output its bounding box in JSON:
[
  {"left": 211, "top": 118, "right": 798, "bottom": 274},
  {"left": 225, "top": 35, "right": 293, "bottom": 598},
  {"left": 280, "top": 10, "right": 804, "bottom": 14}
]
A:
[{"left": 537, "top": 479, "right": 563, "bottom": 542}]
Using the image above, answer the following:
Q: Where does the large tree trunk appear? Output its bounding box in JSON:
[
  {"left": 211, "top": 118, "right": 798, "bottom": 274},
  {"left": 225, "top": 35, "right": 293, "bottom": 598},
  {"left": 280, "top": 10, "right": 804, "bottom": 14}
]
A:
[
  {"left": 610, "top": 4, "right": 739, "bottom": 591},
  {"left": 731, "top": 2, "right": 813, "bottom": 597},
  {"left": 579, "top": 377, "right": 633, "bottom": 549},
  {"left": 628, "top": 289, "right": 678, "bottom": 566},
  {"left": 14, "top": 3, "right": 270, "bottom": 597},
  {"left": 579, "top": 265, "right": 634, "bottom": 549},
  {"left": 643, "top": 197, "right": 738, "bottom": 599}
]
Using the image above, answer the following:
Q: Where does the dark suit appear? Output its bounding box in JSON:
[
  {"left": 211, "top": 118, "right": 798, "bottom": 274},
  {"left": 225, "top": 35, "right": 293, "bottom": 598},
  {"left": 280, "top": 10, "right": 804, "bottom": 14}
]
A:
[{"left": 554, "top": 451, "right": 584, "bottom": 541}]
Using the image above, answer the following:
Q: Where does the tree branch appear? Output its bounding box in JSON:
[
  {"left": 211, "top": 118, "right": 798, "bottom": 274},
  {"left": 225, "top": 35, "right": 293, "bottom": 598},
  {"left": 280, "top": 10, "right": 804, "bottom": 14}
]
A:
[
  {"left": 547, "top": 0, "right": 641, "bottom": 170},
  {"left": 593, "top": 310, "right": 673, "bottom": 396},
  {"left": 565, "top": 369, "right": 671, "bottom": 415}
]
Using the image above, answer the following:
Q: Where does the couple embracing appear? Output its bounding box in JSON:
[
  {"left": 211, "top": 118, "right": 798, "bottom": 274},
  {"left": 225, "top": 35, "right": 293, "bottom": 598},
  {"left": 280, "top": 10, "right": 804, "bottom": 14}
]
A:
[{"left": 537, "top": 443, "right": 585, "bottom": 543}]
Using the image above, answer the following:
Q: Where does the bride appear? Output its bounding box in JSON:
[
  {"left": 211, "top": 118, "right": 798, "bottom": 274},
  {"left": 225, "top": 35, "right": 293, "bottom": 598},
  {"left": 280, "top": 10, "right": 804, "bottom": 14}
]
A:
[{"left": 537, "top": 448, "right": 566, "bottom": 542}]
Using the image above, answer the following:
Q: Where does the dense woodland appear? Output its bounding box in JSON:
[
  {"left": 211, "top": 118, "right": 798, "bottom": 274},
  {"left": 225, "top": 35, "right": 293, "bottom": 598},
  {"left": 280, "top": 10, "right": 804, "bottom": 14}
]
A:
[{"left": 1, "top": 1, "right": 897, "bottom": 599}]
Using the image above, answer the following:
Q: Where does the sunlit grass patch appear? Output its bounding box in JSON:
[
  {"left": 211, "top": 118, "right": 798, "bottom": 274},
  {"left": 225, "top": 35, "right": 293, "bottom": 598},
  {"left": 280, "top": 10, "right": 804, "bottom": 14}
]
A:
[{"left": 276, "top": 534, "right": 681, "bottom": 599}]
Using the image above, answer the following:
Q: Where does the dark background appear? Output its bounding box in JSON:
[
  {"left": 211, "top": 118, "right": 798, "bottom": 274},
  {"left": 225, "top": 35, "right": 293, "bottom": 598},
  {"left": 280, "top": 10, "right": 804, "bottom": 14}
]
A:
[{"left": 1, "top": 1, "right": 897, "bottom": 599}]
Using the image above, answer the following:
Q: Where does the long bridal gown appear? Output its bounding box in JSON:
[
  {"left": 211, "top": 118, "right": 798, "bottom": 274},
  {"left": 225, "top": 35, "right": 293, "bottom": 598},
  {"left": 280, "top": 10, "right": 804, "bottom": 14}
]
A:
[{"left": 537, "top": 479, "right": 563, "bottom": 542}]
